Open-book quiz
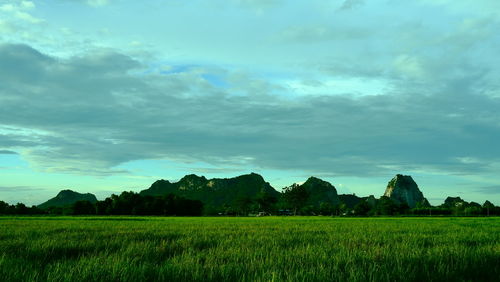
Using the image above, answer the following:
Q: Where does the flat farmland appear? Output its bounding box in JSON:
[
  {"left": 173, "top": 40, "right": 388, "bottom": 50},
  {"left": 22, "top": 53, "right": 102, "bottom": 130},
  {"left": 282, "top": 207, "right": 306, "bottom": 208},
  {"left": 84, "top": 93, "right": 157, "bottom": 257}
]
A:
[{"left": 0, "top": 217, "right": 498, "bottom": 281}]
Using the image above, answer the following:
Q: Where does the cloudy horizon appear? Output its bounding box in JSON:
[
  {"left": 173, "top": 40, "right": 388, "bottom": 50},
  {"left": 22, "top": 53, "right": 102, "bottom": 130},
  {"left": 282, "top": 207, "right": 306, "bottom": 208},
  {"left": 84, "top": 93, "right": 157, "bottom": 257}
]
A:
[{"left": 1, "top": 0, "right": 499, "bottom": 206}]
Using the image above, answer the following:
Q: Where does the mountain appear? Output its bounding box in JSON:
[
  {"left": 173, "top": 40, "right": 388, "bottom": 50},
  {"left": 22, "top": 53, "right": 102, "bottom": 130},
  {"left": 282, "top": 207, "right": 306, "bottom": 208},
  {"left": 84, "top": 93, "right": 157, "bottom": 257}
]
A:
[
  {"left": 286, "top": 177, "right": 340, "bottom": 206},
  {"left": 140, "top": 173, "right": 279, "bottom": 207},
  {"left": 442, "top": 196, "right": 467, "bottom": 207},
  {"left": 339, "top": 194, "right": 377, "bottom": 208},
  {"left": 38, "top": 189, "right": 97, "bottom": 209},
  {"left": 338, "top": 194, "right": 363, "bottom": 208},
  {"left": 383, "top": 174, "right": 429, "bottom": 208}
]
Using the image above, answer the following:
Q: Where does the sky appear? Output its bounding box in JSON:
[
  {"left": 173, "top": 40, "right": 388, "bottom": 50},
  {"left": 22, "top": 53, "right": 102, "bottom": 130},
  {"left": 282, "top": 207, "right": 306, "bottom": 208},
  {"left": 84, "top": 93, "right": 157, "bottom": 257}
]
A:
[{"left": 1, "top": 0, "right": 499, "bottom": 206}]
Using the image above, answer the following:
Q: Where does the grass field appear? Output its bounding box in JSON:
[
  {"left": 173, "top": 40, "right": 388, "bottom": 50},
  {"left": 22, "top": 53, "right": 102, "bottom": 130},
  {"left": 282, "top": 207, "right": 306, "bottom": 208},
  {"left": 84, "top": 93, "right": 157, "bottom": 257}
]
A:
[{"left": 0, "top": 217, "right": 499, "bottom": 281}]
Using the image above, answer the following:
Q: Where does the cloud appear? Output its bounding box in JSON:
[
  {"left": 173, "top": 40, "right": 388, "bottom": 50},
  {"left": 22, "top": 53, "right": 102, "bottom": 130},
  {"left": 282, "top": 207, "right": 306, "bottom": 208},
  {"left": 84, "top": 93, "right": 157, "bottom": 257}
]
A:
[
  {"left": 0, "top": 150, "right": 17, "bottom": 155},
  {"left": 0, "top": 185, "right": 46, "bottom": 192},
  {"left": 417, "top": 0, "right": 500, "bottom": 15},
  {"left": 233, "top": 0, "right": 280, "bottom": 9},
  {"left": 0, "top": 1, "right": 42, "bottom": 24},
  {"left": 277, "top": 25, "right": 370, "bottom": 43},
  {"left": 86, "top": 0, "right": 110, "bottom": 7},
  {"left": 1, "top": 43, "right": 500, "bottom": 178},
  {"left": 21, "top": 1, "right": 35, "bottom": 10},
  {"left": 338, "top": 0, "right": 364, "bottom": 11},
  {"left": 65, "top": 0, "right": 110, "bottom": 7},
  {"left": 474, "top": 186, "right": 500, "bottom": 195}
]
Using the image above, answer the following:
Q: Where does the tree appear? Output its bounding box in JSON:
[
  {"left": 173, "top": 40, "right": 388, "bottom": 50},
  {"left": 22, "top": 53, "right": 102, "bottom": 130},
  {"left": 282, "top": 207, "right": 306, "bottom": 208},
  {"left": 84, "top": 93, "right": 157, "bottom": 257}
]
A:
[
  {"left": 96, "top": 198, "right": 113, "bottom": 215},
  {"left": 337, "top": 203, "right": 348, "bottom": 216},
  {"left": 234, "top": 196, "right": 253, "bottom": 216},
  {"left": 483, "top": 200, "right": 495, "bottom": 216},
  {"left": 0, "top": 201, "right": 10, "bottom": 214},
  {"left": 375, "top": 196, "right": 398, "bottom": 215},
  {"left": 398, "top": 202, "right": 410, "bottom": 215},
  {"left": 282, "top": 184, "right": 309, "bottom": 215},
  {"left": 14, "top": 203, "right": 29, "bottom": 215},
  {"left": 319, "top": 202, "right": 335, "bottom": 216},
  {"left": 353, "top": 200, "right": 371, "bottom": 216},
  {"left": 71, "top": 200, "right": 95, "bottom": 215},
  {"left": 255, "top": 191, "right": 278, "bottom": 213}
]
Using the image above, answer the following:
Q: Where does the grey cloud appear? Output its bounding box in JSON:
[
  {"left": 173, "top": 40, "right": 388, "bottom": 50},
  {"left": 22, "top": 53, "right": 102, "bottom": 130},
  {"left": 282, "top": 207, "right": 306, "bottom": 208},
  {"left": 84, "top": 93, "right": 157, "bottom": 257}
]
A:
[
  {"left": 0, "top": 186, "right": 47, "bottom": 192},
  {"left": 182, "top": 167, "right": 246, "bottom": 174},
  {"left": 277, "top": 25, "right": 371, "bottom": 43},
  {"left": 0, "top": 150, "right": 17, "bottom": 154},
  {"left": 474, "top": 186, "right": 500, "bottom": 195},
  {"left": 1, "top": 43, "right": 500, "bottom": 177}
]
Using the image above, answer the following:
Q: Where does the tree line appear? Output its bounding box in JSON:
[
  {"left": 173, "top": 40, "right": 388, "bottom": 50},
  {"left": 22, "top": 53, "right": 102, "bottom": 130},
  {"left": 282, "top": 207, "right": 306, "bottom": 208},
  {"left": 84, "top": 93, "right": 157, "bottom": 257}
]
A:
[
  {"left": 0, "top": 192, "right": 203, "bottom": 216},
  {"left": 1, "top": 185, "right": 499, "bottom": 216}
]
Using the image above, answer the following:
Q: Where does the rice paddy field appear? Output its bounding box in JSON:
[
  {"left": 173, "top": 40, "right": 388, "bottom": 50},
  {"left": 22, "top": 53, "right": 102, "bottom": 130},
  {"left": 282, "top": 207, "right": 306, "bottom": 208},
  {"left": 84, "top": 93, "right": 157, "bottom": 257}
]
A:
[{"left": 0, "top": 217, "right": 499, "bottom": 282}]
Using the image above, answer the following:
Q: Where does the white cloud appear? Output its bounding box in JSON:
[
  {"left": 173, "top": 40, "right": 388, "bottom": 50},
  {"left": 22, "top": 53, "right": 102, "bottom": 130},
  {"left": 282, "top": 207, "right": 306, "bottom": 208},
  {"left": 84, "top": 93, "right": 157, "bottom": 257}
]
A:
[
  {"left": 283, "top": 77, "right": 391, "bottom": 97},
  {"left": 0, "top": 3, "right": 14, "bottom": 11},
  {"left": 87, "top": 0, "right": 109, "bottom": 7},
  {"left": 393, "top": 55, "right": 426, "bottom": 79},
  {"left": 14, "top": 11, "right": 42, "bottom": 23},
  {"left": 21, "top": 1, "right": 35, "bottom": 9},
  {"left": 0, "top": 0, "right": 42, "bottom": 28}
]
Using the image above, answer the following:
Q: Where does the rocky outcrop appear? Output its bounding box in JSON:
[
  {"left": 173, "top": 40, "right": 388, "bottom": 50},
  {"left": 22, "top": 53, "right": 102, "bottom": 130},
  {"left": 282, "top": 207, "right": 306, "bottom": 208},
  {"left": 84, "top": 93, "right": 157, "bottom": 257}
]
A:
[
  {"left": 383, "top": 174, "right": 428, "bottom": 208},
  {"left": 285, "top": 177, "right": 340, "bottom": 206},
  {"left": 38, "top": 189, "right": 97, "bottom": 209},
  {"left": 443, "top": 196, "right": 467, "bottom": 207}
]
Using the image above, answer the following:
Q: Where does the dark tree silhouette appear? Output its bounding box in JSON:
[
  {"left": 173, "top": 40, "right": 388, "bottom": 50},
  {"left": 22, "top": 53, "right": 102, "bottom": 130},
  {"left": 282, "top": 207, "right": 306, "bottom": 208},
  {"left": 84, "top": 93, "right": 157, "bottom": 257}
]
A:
[{"left": 283, "top": 184, "right": 309, "bottom": 215}]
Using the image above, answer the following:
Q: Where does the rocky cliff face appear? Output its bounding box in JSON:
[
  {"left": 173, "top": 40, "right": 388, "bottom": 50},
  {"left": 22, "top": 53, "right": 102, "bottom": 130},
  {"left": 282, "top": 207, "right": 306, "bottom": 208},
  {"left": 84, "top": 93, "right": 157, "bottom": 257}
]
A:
[{"left": 383, "top": 174, "right": 428, "bottom": 208}]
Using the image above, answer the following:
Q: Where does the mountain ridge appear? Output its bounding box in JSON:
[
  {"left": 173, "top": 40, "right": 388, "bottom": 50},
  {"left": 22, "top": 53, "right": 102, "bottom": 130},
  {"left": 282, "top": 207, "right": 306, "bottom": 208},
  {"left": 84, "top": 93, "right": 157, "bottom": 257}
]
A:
[
  {"left": 38, "top": 189, "right": 97, "bottom": 209},
  {"left": 140, "top": 172, "right": 279, "bottom": 208}
]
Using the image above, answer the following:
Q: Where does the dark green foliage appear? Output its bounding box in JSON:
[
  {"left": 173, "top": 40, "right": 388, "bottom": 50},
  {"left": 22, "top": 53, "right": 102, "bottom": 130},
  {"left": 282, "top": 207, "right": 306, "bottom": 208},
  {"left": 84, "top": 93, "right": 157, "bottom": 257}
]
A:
[
  {"left": 140, "top": 173, "right": 279, "bottom": 213},
  {"left": 3, "top": 173, "right": 500, "bottom": 217},
  {"left": 0, "top": 201, "right": 45, "bottom": 215},
  {"left": 96, "top": 192, "right": 204, "bottom": 216},
  {"left": 254, "top": 191, "right": 278, "bottom": 213},
  {"left": 373, "top": 196, "right": 399, "bottom": 215},
  {"left": 29, "top": 192, "right": 204, "bottom": 216},
  {"left": 233, "top": 196, "right": 253, "bottom": 216},
  {"left": 339, "top": 194, "right": 363, "bottom": 208},
  {"left": 282, "top": 184, "right": 309, "bottom": 215},
  {"left": 95, "top": 198, "right": 113, "bottom": 215},
  {"left": 299, "top": 177, "right": 339, "bottom": 206},
  {"left": 318, "top": 202, "right": 336, "bottom": 215},
  {"left": 411, "top": 207, "right": 451, "bottom": 216},
  {"left": 71, "top": 201, "right": 96, "bottom": 215},
  {"left": 353, "top": 200, "right": 371, "bottom": 216},
  {"left": 442, "top": 196, "right": 467, "bottom": 208},
  {"left": 483, "top": 200, "right": 498, "bottom": 216}
]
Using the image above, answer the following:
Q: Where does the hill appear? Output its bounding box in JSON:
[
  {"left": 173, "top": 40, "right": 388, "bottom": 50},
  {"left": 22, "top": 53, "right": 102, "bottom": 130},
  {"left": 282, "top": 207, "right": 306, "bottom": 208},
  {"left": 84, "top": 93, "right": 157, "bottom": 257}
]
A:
[
  {"left": 383, "top": 174, "right": 429, "bottom": 208},
  {"left": 284, "top": 177, "right": 340, "bottom": 207},
  {"left": 338, "top": 194, "right": 379, "bottom": 209},
  {"left": 38, "top": 190, "right": 97, "bottom": 209},
  {"left": 140, "top": 173, "right": 279, "bottom": 208}
]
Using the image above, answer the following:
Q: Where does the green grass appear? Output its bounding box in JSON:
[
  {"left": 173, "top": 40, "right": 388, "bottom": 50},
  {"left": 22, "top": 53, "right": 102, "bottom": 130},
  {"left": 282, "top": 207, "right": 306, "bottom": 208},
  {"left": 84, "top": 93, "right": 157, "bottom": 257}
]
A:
[{"left": 0, "top": 217, "right": 499, "bottom": 281}]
